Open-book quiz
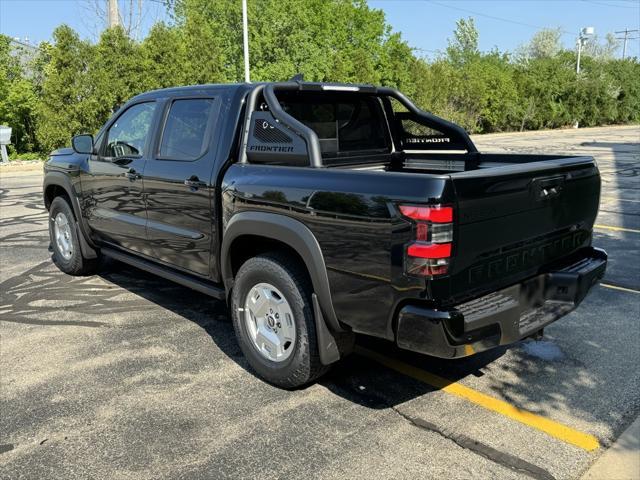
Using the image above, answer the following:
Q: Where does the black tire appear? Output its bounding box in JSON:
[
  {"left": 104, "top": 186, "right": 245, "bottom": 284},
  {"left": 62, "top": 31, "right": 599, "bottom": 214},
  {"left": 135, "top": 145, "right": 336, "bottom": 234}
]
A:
[
  {"left": 48, "top": 196, "right": 98, "bottom": 276},
  {"left": 231, "top": 252, "right": 329, "bottom": 388}
]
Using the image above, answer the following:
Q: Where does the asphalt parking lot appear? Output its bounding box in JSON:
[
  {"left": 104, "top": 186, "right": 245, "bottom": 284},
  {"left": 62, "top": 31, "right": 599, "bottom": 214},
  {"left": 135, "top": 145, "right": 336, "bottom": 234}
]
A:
[{"left": 1, "top": 125, "right": 639, "bottom": 479}]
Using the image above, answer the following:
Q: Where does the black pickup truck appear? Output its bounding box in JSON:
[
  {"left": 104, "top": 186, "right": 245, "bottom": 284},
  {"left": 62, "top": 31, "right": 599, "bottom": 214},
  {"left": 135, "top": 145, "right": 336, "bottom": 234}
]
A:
[{"left": 44, "top": 81, "right": 607, "bottom": 387}]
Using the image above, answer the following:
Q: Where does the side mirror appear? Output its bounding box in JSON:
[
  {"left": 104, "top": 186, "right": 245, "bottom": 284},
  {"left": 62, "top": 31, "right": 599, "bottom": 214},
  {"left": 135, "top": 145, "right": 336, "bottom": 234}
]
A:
[{"left": 72, "top": 134, "right": 94, "bottom": 154}]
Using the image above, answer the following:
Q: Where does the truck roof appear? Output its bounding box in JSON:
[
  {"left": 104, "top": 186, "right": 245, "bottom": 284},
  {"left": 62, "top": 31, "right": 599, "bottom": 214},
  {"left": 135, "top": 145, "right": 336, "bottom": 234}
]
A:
[
  {"left": 129, "top": 81, "right": 380, "bottom": 102},
  {"left": 131, "top": 82, "right": 253, "bottom": 102}
]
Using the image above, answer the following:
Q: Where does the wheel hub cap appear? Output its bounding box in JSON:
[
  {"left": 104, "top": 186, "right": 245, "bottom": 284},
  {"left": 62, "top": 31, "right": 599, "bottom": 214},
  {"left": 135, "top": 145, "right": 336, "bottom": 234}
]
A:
[
  {"left": 53, "top": 212, "right": 73, "bottom": 261},
  {"left": 243, "top": 283, "right": 295, "bottom": 362}
]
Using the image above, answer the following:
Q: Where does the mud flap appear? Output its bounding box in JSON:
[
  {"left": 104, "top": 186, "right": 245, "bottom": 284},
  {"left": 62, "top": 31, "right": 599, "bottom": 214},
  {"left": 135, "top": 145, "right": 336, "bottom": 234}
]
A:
[
  {"left": 75, "top": 223, "right": 98, "bottom": 259},
  {"left": 312, "top": 293, "right": 341, "bottom": 365}
]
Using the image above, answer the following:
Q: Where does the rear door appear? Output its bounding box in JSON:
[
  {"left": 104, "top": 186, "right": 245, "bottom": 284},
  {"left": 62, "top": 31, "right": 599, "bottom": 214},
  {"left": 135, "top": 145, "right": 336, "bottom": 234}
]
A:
[
  {"left": 143, "top": 96, "right": 221, "bottom": 277},
  {"left": 447, "top": 158, "right": 601, "bottom": 303}
]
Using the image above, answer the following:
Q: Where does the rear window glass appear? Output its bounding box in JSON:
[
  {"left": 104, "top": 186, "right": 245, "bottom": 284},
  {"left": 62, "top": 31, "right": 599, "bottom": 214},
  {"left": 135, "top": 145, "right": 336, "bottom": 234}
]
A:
[
  {"left": 279, "top": 94, "right": 389, "bottom": 158},
  {"left": 159, "top": 98, "right": 215, "bottom": 160}
]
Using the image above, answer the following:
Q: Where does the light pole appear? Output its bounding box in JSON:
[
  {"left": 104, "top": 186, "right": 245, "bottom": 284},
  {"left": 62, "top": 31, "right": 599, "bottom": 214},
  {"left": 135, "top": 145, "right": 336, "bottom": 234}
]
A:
[
  {"left": 574, "top": 27, "right": 595, "bottom": 128},
  {"left": 242, "top": 0, "right": 250, "bottom": 83},
  {"left": 576, "top": 26, "right": 594, "bottom": 74}
]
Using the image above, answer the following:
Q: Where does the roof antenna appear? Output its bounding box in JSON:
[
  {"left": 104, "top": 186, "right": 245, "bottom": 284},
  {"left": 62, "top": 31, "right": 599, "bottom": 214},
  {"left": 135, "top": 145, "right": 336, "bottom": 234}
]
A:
[{"left": 289, "top": 73, "right": 304, "bottom": 82}]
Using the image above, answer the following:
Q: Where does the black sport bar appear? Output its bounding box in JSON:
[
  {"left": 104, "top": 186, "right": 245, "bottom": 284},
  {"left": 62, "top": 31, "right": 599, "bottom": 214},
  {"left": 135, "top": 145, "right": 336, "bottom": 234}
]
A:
[{"left": 240, "top": 82, "right": 477, "bottom": 167}]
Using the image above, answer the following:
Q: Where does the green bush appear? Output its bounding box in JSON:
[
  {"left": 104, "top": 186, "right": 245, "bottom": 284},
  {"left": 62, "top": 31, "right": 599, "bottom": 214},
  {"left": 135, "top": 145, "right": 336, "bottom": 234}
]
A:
[
  {"left": 8, "top": 149, "right": 42, "bottom": 161},
  {"left": 1, "top": 4, "right": 638, "bottom": 157}
]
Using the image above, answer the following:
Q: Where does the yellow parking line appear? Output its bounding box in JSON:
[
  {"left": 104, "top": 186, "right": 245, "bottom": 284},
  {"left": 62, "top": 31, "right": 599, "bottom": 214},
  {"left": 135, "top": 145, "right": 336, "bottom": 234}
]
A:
[
  {"left": 601, "top": 283, "right": 640, "bottom": 294},
  {"left": 594, "top": 224, "right": 640, "bottom": 233},
  {"left": 356, "top": 346, "right": 600, "bottom": 452}
]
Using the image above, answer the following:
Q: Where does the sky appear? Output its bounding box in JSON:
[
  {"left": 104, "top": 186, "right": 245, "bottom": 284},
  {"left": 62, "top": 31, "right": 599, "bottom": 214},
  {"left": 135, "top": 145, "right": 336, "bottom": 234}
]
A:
[{"left": 1, "top": 0, "right": 639, "bottom": 58}]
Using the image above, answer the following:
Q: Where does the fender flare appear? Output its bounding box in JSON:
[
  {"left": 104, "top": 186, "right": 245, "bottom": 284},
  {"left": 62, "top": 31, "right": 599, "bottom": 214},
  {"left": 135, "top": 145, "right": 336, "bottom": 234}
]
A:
[
  {"left": 221, "top": 211, "right": 346, "bottom": 364},
  {"left": 221, "top": 211, "right": 343, "bottom": 332},
  {"left": 43, "top": 172, "right": 98, "bottom": 259}
]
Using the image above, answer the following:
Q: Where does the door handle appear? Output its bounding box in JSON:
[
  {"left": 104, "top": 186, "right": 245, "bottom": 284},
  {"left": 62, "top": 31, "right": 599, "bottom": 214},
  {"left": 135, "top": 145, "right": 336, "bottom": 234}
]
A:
[
  {"left": 532, "top": 175, "right": 564, "bottom": 201},
  {"left": 184, "top": 176, "right": 206, "bottom": 190},
  {"left": 124, "top": 169, "right": 141, "bottom": 181}
]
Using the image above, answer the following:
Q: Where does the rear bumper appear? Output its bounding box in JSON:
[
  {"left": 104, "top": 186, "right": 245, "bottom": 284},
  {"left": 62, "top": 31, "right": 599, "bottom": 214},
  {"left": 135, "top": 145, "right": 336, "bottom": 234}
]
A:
[{"left": 396, "top": 247, "right": 607, "bottom": 359}]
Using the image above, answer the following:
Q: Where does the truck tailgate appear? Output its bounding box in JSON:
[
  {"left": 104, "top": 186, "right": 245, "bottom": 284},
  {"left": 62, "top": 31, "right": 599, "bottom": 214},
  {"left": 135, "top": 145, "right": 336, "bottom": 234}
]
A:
[{"left": 446, "top": 157, "right": 601, "bottom": 304}]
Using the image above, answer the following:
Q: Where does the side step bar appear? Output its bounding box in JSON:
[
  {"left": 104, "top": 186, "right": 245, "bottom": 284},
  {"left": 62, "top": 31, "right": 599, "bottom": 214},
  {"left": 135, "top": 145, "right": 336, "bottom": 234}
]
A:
[{"left": 102, "top": 247, "right": 226, "bottom": 300}]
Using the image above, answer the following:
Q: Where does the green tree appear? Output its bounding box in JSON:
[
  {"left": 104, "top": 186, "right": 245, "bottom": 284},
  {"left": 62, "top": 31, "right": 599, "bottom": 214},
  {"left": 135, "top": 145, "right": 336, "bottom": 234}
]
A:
[
  {"left": 517, "top": 28, "right": 563, "bottom": 61},
  {"left": 604, "top": 59, "right": 640, "bottom": 123},
  {"left": 0, "top": 35, "right": 40, "bottom": 153},
  {"left": 172, "top": 0, "right": 415, "bottom": 85},
  {"left": 2, "top": 79, "right": 38, "bottom": 153},
  {"left": 36, "top": 25, "right": 92, "bottom": 153},
  {"left": 446, "top": 17, "right": 479, "bottom": 65},
  {"left": 583, "top": 33, "right": 619, "bottom": 60},
  {"left": 84, "top": 26, "right": 145, "bottom": 129},
  {"left": 514, "top": 52, "right": 577, "bottom": 130},
  {"left": 5, "top": 4, "right": 639, "bottom": 155},
  {"left": 140, "top": 23, "right": 189, "bottom": 90},
  {"left": 175, "top": 0, "right": 232, "bottom": 83}
]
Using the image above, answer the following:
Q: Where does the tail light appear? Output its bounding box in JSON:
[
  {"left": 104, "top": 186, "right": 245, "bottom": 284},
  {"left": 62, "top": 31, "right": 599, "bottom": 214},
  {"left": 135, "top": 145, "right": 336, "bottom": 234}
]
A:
[{"left": 400, "top": 204, "right": 453, "bottom": 277}]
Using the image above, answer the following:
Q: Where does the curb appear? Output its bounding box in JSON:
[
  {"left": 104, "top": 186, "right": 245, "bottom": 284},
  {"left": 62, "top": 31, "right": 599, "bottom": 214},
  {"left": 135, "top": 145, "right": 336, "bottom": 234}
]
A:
[{"left": 582, "top": 416, "right": 640, "bottom": 480}]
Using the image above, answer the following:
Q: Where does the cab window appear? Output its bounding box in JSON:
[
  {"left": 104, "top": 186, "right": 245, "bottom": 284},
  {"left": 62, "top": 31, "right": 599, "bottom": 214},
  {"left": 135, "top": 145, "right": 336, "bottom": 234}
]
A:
[
  {"left": 105, "top": 102, "right": 156, "bottom": 158},
  {"left": 158, "top": 98, "right": 215, "bottom": 161}
]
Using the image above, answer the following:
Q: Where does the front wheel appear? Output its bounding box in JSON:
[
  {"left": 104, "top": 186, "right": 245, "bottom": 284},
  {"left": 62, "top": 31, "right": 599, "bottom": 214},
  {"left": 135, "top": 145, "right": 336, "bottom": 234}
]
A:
[
  {"left": 48, "top": 196, "right": 98, "bottom": 276},
  {"left": 231, "top": 253, "right": 328, "bottom": 388}
]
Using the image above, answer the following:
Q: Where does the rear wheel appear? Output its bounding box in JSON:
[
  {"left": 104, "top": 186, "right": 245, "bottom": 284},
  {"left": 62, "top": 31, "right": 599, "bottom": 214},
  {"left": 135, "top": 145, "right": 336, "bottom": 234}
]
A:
[
  {"left": 48, "top": 196, "right": 98, "bottom": 275},
  {"left": 231, "top": 253, "right": 328, "bottom": 388}
]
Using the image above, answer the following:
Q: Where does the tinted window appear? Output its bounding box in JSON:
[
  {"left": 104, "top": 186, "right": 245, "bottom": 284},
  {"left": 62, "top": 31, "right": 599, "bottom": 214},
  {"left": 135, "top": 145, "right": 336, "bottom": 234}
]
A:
[
  {"left": 105, "top": 102, "right": 156, "bottom": 158},
  {"left": 279, "top": 94, "right": 388, "bottom": 157},
  {"left": 159, "top": 99, "right": 215, "bottom": 160}
]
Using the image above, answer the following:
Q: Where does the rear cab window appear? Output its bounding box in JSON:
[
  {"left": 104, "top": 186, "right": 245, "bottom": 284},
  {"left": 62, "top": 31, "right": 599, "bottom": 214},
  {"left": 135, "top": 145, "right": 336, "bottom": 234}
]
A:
[
  {"left": 158, "top": 98, "right": 216, "bottom": 161},
  {"left": 277, "top": 92, "right": 391, "bottom": 164}
]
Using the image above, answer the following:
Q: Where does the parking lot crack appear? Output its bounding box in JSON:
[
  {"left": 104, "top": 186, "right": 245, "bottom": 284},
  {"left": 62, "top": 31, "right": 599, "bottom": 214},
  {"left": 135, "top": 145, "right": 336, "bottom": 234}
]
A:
[{"left": 391, "top": 407, "right": 556, "bottom": 480}]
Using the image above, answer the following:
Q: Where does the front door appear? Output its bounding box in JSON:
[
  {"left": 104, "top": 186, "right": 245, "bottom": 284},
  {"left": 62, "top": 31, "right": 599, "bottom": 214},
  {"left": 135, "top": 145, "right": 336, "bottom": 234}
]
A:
[
  {"left": 143, "top": 96, "right": 220, "bottom": 277},
  {"left": 82, "top": 101, "right": 158, "bottom": 254}
]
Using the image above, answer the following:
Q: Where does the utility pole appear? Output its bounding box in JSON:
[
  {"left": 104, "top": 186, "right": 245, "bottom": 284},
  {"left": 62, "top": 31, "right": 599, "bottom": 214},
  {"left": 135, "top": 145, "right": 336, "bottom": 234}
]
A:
[
  {"left": 242, "top": 0, "right": 250, "bottom": 82},
  {"left": 615, "top": 29, "right": 639, "bottom": 60},
  {"left": 108, "top": 0, "right": 121, "bottom": 29}
]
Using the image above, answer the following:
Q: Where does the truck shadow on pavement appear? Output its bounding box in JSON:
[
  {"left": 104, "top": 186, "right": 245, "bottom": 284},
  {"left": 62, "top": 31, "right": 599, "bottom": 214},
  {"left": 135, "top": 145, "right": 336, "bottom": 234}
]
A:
[
  {"left": 2, "top": 257, "right": 504, "bottom": 406},
  {"left": 2, "top": 256, "right": 632, "bottom": 444},
  {"left": 91, "top": 263, "right": 512, "bottom": 412},
  {"left": 94, "top": 262, "right": 640, "bottom": 443}
]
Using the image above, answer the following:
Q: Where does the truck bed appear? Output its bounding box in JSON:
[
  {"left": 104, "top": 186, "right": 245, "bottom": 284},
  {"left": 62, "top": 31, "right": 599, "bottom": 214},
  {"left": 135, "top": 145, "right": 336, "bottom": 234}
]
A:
[
  {"left": 333, "top": 152, "right": 584, "bottom": 174},
  {"left": 328, "top": 151, "right": 601, "bottom": 306}
]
